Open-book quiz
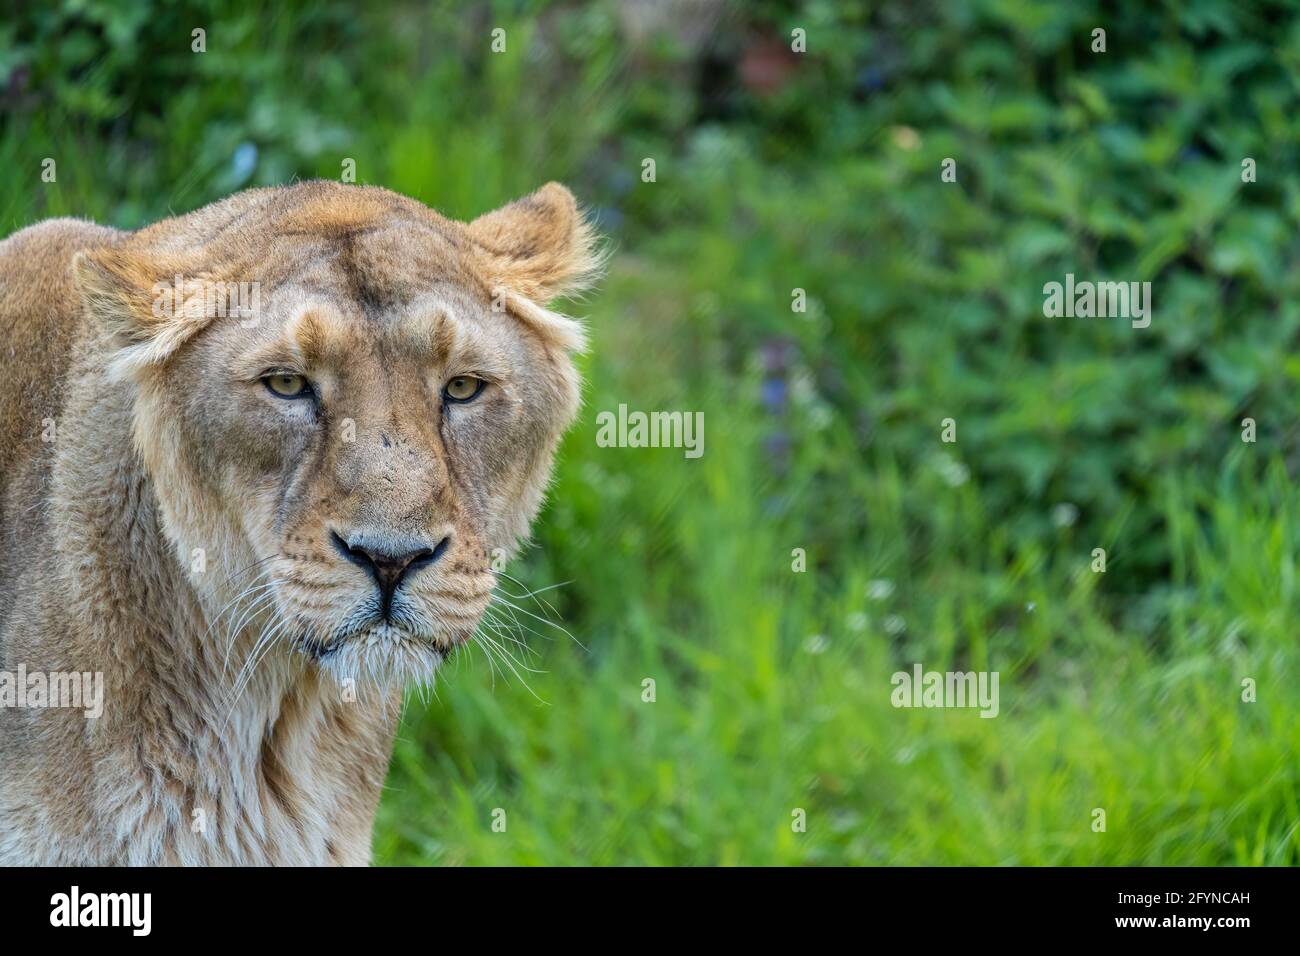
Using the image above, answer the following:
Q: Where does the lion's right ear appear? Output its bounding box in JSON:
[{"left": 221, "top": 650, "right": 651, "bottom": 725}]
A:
[
  {"left": 465, "top": 182, "right": 605, "bottom": 304},
  {"left": 464, "top": 183, "right": 606, "bottom": 353},
  {"left": 74, "top": 248, "right": 212, "bottom": 377}
]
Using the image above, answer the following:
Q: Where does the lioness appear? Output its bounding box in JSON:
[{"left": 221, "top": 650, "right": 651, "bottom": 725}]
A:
[{"left": 0, "top": 181, "right": 601, "bottom": 864}]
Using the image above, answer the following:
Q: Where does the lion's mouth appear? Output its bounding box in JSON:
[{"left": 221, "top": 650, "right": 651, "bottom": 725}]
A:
[
  {"left": 285, "top": 603, "right": 475, "bottom": 689},
  {"left": 296, "top": 622, "right": 453, "bottom": 660},
  {"left": 268, "top": 581, "right": 486, "bottom": 686}
]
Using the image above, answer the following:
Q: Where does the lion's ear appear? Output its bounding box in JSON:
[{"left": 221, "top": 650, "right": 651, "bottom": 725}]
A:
[
  {"left": 74, "top": 247, "right": 212, "bottom": 376},
  {"left": 74, "top": 248, "right": 160, "bottom": 343},
  {"left": 465, "top": 182, "right": 604, "bottom": 304}
]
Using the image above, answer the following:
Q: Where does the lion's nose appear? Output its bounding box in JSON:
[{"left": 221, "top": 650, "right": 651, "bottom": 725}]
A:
[{"left": 330, "top": 530, "right": 450, "bottom": 618}]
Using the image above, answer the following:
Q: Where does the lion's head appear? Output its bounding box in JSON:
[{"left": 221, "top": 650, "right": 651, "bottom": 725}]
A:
[{"left": 73, "top": 181, "right": 602, "bottom": 686}]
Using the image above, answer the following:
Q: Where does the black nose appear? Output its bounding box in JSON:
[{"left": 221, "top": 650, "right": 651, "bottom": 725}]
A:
[{"left": 330, "top": 531, "right": 450, "bottom": 618}]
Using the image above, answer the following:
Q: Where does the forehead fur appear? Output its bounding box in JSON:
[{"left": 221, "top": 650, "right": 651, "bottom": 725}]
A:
[
  {"left": 75, "top": 180, "right": 601, "bottom": 373},
  {"left": 256, "top": 292, "right": 511, "bottom": 373}
]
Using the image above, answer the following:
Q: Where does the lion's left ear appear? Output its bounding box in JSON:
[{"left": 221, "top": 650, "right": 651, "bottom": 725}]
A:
[{"left": 465, "top": 182, "right": 604, "bottom": 305}]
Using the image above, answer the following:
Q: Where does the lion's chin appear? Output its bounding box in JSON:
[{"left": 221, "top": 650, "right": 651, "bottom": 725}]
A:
[{"left": 303, "top": 622, "right": 451, "bottom": 689}]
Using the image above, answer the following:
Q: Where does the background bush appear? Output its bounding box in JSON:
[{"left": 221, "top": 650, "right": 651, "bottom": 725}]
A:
[{"left": 3, "top": 0, "right": 1297, "bottom": 864}]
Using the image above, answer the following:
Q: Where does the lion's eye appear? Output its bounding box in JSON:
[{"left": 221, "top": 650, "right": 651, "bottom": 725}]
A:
[
  {"left": 443, "top": 375, "right": 486, "bottom": 403},
  {"left": 263, "top": 372, "right": 312, "bottom": 399}
]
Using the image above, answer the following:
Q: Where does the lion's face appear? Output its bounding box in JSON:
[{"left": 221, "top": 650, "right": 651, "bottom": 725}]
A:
[
  {"left": 171, "top": 277, "right": 575, "bottom": 684},
  {"left": 76, "top": 182, "right": 599, "bottom": 686}
]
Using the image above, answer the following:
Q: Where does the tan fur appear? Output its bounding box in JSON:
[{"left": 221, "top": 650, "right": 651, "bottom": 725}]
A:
[{"left": 0, "top": 181, "right": 601, "bottom": 865}]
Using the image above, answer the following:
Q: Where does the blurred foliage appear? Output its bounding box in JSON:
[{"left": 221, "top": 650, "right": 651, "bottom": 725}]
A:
[{"left": 2, "top": 0, "right": 1298, "bottom": 863}]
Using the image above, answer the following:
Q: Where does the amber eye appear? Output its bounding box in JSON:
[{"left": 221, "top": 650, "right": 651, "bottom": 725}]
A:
[
  {"left": 444, "top": 375, "right": 485, "bottom": 403},
  {"left": 263, "top": 372, "right": 312, "bottom": 399}
]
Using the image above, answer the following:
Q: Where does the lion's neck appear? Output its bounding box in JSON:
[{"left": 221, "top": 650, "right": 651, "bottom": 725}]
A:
[{"left": 31, "top": 364, "right": 399, "bottom": 864}]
